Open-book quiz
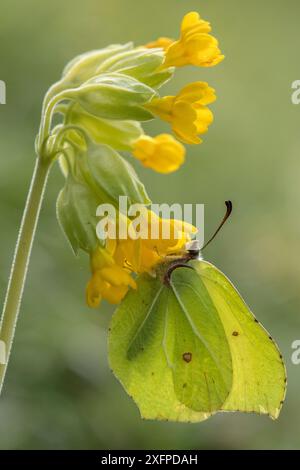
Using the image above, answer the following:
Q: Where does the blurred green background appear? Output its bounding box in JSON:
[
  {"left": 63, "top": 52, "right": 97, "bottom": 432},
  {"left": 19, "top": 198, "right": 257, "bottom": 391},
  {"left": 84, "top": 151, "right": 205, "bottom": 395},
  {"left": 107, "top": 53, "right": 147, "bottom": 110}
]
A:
[{"left": 0, "top": 0, "right": 299, "bottom": 450}]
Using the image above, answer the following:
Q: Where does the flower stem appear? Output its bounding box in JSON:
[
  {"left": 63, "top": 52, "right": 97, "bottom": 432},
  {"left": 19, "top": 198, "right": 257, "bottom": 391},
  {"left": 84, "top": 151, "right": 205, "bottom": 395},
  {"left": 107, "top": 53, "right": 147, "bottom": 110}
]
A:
[{"left": 0, "top": 157, "right": 51, "bottom": 394}]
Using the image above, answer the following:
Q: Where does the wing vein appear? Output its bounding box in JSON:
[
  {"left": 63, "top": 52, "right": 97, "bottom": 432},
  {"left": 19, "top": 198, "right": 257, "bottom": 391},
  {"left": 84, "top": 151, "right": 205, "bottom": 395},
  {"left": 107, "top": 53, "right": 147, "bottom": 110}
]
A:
[
  {"left": 170, "top": 279, "right": 228, "bottom": 382},
  {"left": 127, "top": 285, "right": 164, "bottom": 354}
]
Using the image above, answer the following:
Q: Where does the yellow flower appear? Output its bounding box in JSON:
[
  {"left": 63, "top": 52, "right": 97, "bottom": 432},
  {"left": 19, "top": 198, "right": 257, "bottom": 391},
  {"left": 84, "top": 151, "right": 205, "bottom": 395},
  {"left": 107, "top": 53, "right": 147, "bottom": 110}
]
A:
[
  {"left": 145, "top": 37, "right": 174, "bottom": 51},
  {"left": 86, "top": 246, "right": 136, "bottom": 308},
  {"left": 163, "top": 11, "right": 224, "bottom": 68},
  {"left": 113, "top": 210, "right": 197, "bottom": 273},
  {"left": 114, "top": 238, "right": 161, "bottom": 274},
  {"left": 132, "top": 134, "right": 185, "bottom": 173},
  {"left": 146, "top": 82, "right": 216, "bottom": 144},
  {"left": 86, "top": 213, "right": 197, "bottom": 307},
  {"left": 142, "top": 211, "right": 197, "bottom": 255}
]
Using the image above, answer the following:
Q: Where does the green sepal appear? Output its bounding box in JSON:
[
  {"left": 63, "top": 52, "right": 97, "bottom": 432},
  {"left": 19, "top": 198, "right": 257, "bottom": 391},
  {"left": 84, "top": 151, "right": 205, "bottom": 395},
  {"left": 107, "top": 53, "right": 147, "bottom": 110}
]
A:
[
  {"left": 62, "top": 43, "right": 133, "bottom": 86},
  {"left": 64, "top": 73, "right": 156, "bottom": 121},
  {"left": 143, "top": 69, "right": 175, "bottom": 89},
  {"left": 56, "top": 175, "right": 101, "bottom": 255},
  {"left": 74, "top": 140, "right": 151, "bottom": 207},
  {"left": 66, "top": 103, "right": 143, "bottom": 151},
  {"left": 97, "top": 47, "right": 174, "bottom": 89}
]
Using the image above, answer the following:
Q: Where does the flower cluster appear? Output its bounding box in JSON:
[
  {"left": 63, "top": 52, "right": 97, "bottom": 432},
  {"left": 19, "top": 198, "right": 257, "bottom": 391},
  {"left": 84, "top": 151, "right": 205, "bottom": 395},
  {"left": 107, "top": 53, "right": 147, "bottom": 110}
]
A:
[
  {"left": 37, "top": 11, "right": 223, "bottom": 308},
  {"left": 87, "top": 212, "right": 196, "bottom": 307}
]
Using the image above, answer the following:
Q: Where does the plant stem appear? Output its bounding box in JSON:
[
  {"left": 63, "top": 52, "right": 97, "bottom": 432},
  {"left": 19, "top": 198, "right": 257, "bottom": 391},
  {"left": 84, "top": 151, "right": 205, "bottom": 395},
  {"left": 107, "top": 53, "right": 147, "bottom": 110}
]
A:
[{"left": 0, "top": 157, "right": 51, "bottom": 394}]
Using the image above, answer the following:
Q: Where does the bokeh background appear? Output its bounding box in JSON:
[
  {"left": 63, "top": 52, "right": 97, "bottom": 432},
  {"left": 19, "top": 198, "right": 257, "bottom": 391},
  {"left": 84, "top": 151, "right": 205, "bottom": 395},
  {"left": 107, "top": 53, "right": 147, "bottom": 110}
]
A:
[{"left": 0, "top": 0, "right": 299, "bottom": 450}]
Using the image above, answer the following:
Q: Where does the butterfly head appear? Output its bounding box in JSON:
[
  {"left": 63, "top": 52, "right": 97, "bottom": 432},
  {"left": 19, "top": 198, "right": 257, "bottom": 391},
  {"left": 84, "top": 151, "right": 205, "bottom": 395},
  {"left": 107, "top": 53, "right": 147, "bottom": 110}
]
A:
[{"left": 185, "top": 240, "right": 202, "bottom": 260}]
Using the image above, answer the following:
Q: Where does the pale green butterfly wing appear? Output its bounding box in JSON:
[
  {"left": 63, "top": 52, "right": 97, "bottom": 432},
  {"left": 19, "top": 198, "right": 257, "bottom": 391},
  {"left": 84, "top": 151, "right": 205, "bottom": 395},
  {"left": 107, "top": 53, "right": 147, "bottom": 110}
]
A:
[
  {"left": 167, "top": 267, "right": 232, "bottom": 412},
  {"left": 108, "top": 274, "right": 211, "bottom": 422},
  {"left": 109, "top": 258, "right": 286, "bottom": 421},
  {"left": 108, "top": 267, "right": 233, "bottom": 421},
  {"left": 192, "top": 259, "right": 286, "bottom": 419}
]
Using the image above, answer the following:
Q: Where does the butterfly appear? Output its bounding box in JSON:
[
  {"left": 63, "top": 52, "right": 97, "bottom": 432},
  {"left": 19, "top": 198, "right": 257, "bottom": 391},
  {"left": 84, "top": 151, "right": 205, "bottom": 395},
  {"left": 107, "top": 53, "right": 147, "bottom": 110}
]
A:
[{"left": 108, "top": 202, "right": 286, "bottom": 422}]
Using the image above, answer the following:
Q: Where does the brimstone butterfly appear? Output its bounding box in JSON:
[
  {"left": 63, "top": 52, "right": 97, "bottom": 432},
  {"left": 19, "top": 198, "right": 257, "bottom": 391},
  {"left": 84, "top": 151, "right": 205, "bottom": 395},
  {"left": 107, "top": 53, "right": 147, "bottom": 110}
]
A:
[{"left": 108, "top": 203, "right": 286, "bottom": 422}]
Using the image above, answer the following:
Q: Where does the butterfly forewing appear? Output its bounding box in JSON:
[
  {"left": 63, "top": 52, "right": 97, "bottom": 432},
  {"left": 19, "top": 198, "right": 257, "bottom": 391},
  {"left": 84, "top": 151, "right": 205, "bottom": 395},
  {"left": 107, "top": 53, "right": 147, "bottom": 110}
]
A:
[
  {"left": 108, "top": 273, "right": 213, "bottom": 422},
  {"left": 168, "top": 267, "right": 233, "bottom": 412}
]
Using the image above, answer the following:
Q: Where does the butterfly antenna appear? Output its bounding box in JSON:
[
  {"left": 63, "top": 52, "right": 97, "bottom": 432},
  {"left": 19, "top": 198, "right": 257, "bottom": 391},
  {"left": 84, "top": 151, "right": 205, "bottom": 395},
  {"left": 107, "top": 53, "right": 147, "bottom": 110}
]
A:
[{"left": 202, "top": 201, "right": 233, "bottom": 250}]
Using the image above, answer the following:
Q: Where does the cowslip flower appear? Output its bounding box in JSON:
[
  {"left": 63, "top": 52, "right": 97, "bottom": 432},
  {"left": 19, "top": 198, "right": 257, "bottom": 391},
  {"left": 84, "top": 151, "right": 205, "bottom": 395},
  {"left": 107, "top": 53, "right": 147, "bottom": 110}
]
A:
[
  {"left": 86, "top": 210, "right": 196, "bottom": 308},
  {"left": 53, "top": 29, "right": 215, "bottom": 309},
  {"left": 87, "top": 211, "right": 197, "bottom": 307},
  {"left": 132, "top": 134, "right": 185, "bottom": 173},
  {"left": 146, "top": 11, "right": 224, "bottom": 68},
  {"left": 113, "top": 238, "right": 161, "bottom": 275},
  {"left": 0, "top": 9, "right": 222, "bottom": 402},
  {"left": 146, "top": 82, "right": 216, "bottom": 144},
  {"left": 112, "top": 210, "right": 197, "bottom": 274},
  {"left": 141, "top": 210, "right": 197, "bottom": 253},
  {"left": 1, "top": 9, "right": 218, "bottom": 335},
  {"left": 86, "top": 245, "right": 137, "bottom": 308}
]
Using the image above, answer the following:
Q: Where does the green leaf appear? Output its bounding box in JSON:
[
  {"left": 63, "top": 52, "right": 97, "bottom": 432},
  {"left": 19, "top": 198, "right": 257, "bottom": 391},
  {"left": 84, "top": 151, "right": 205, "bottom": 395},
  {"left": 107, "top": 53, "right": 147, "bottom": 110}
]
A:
[
  {"left": 66, "top": 103, "right": 143, "bottom": 151},
  {"left": 108, "top": 260, "right": 286, "bottom": 422},
  {"left": 65, "top": 73, "right": 156, "bottom": 121}
]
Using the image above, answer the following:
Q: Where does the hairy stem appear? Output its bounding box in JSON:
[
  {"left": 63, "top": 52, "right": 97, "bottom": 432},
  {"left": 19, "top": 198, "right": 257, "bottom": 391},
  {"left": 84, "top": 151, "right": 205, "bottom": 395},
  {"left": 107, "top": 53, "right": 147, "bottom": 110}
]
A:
[{"left": 0, "top": 157, "right": 51, "bottom": 394}]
